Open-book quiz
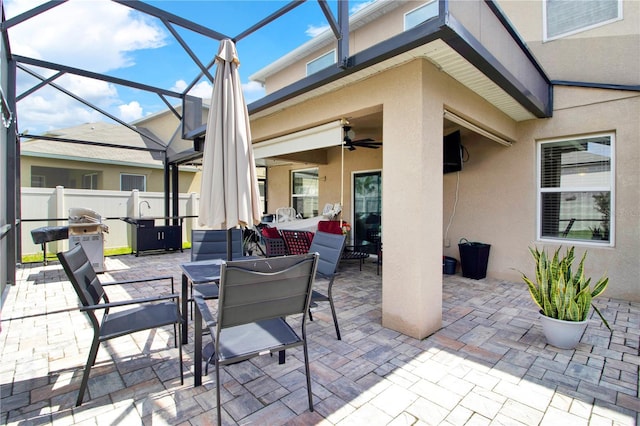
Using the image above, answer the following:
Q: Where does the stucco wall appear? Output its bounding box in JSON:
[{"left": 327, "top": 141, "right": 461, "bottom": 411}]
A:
[
  {"left": 442, "top": 86, "right": 639, "bottom": 302},
  {"left": 497, "top": 0, "right": 640, "bottom": 85},
  {"left": 251, "top": 58, "right": 519, "bottom": 338},
  {"left": 251, "top": 57, "right": 639, "bottom": 341},
  {"left": 263, "top": 1, "right": 422, "bottom": 93}
]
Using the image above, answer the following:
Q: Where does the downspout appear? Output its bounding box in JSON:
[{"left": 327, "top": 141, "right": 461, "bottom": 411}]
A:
[{"left": 163, "top": 152, "right": 170, "bottom": 226}]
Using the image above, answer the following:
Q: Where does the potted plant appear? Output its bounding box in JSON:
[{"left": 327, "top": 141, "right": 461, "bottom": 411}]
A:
[{"left": 521, "top": 246, "right": 611, "bottom": 349}]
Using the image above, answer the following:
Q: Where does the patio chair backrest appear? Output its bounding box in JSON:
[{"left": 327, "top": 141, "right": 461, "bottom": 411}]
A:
[
  {"left": 281, "top": 230, "right": 314, "bottom": 255},
  {"left": 57, "top": 244, "right": 106, "bottom": 327},
  {"left": 308, "top": 231, "right": 346, "bottom": 277},
  {"left": 259, "top": 226, "right": 288, "bottom": 257},
  {"left": 217, "top": 254, "right": 318, "bottom": 329},
  {"left": 191, "top": 229, "right": 243, "bottom": 262}
]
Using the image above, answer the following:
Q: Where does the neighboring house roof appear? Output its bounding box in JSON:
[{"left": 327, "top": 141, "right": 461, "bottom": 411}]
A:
[{"left": 21, "top": 122, "right": 167, "bottom": 169}]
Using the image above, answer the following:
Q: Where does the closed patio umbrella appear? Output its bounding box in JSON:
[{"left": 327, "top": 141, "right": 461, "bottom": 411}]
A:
[{"left": 198, "top": 39, "right": 261, "bottom": 259}]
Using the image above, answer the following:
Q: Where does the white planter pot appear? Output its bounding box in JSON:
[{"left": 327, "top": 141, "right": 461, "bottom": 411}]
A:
[{"left": 539, "top": 313, "right": 588, "bottom": 349}]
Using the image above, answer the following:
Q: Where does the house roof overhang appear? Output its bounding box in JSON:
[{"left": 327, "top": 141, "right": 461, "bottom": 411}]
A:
[
  {"left": 4, "top": 0, "right": 551, "bottom": 167},
  {"left": 178, "top": 0, "right": 551, "bottom": 160},
  {"left": 249, "top": 2, "right": 551, "bottom": 119}
]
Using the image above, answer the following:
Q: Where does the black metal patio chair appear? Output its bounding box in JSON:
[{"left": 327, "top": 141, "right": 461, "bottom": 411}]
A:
[
  {"left": 192, "top": 253, "right": 318, "bottom": 425},
  {"left": 188, "top": 228, "right": 244, "bottom": 317},
  {"left": 57, "top": 244, "right": 183, "bottom": 406},
  {"left": 307, "top": 231, "right": 346, "bottom": 340}
]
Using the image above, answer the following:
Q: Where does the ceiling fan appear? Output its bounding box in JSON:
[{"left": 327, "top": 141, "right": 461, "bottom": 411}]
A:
[{"left": 343, "top": 125, "right": 382, "bottom": 151}]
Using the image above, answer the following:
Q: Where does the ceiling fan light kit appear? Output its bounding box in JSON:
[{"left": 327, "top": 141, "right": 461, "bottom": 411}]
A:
[{"left": 342, "top": 123, "right": 382, "bottom": 151}]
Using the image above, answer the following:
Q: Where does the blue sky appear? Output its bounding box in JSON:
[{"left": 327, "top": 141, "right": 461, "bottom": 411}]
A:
[{"left": 5, "top": 0, "right": 373, "bottom": 134}]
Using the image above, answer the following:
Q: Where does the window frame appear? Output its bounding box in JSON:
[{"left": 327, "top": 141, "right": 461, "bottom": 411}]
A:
[
  {"left": 291, "top": 167, "right": 319, "bottom": 219},
  {"left": 120, "top": 173, "right": 147, "bottom": 192},
  {"left": 543, "top": 0, "right": 623, "bottom": 42},
  {"left": 306, "top": 50, "right": 335, "bottom": 76},
  {"left": 82, "top": 173, "right": 98, "bottom": 190},
  {"left": 536, "top": 133, "right": 615, "bottom": 247},
  {"left": 404, "top": 0, "right": 439, "bottom": 31}
]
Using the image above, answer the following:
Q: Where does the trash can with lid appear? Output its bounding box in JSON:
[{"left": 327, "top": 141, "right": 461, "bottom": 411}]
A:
[
  {"left": 443, "top": 256, "right": 457, "bottom": 275},
  {"left": 458, "top": 238, "right": 491, "bottom": 279}
]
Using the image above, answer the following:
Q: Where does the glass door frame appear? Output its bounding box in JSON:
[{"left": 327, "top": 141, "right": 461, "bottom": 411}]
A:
[{"left": 351, "top": 169, "right": 382, "bottom": 252}]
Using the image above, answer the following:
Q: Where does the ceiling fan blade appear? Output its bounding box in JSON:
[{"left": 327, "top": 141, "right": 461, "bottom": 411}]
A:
[
  {"left": 342, "top": 124, "right": 382, "bottom": 150},
  {"left": 352, "top": 140, "right": 382, "bottom": 149},
  {"left": 343, "top": 142, "right": 356, "bottom": 151}
]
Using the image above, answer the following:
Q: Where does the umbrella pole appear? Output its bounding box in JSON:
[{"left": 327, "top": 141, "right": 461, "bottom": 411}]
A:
[{"left": 227, "top": 228, "right": 233, "bottom": 261}]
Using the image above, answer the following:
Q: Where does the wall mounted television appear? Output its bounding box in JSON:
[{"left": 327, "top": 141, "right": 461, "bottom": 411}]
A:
[{"left": 443, "top": 130, "right": 463, "bottom": 174}]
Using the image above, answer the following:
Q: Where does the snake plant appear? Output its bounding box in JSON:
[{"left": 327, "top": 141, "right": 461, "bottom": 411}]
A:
[{"left": 521, "top": 246, "right": 611, "bottom": 331}]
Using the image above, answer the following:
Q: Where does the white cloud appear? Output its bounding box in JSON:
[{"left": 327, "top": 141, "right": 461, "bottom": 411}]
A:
[
  {"left": 6, "top": 0, "right": 166, "bottom": 133},
  {"left": 243, "top": 81, "right": 265, "bottom": 104},
  {"left": 15, "top": 74, "right": 122, "bottom": 131},
  {"left": 351, "top": 1, "right": 375, "bottom": 15},
  {"left": 171, "top": 79, "right": 213, "bottom": 99},
  {"left": 6, "top": 0, "right": 166, "bottom": 72},
  {"left": 172, "top": 79, "right": 264, "bottom": 105},
  {"left": 119, "top": 101, "right": 144, "bottom": 122},
  {"left": 170, "top": 80, "right": 188, "bottom": 93},
  {"left": 18, "top": 92, "right": 105, "bottom": 133},
  {"left": 188, "top": 81, "right": 214, "bottom": 99},
  {"left": 304, "top": 1, "right": 373, "bottom": 38},
  {"left": 306, "top": 24, "right": 330, "bottom": 38}
]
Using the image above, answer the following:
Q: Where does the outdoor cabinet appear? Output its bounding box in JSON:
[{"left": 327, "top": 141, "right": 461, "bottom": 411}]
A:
[{"left": 131, "top": 219, "right": 182, "bottom": 256}]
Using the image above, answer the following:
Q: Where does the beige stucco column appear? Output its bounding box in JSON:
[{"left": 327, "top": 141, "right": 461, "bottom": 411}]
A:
[{"left": 381, "top": 61, "right": 443, "bottom": 339}]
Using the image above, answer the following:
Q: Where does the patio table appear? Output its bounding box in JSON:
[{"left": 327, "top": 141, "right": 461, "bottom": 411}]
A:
[
  {"left": 179, "top": 259, "right": 223, "bottom": 344},
  {"left": 180, "top": 256, "right": 260, "bottom": 344},
  {"left": 182, "top": 256, "right": 259, "bottom": 386}
]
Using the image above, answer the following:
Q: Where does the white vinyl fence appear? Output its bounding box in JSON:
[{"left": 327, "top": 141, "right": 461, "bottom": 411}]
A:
[{"left": 21, "top": 187, "right": 201, "bottom": 258}]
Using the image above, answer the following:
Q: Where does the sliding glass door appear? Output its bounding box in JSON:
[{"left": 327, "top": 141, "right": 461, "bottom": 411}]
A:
[{"left": 353, "top": 171, "right": 381, "bottom": 253}]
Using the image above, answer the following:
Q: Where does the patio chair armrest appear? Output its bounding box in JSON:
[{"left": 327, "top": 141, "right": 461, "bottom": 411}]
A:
[
  {"left": 80, "top": 294, "right": 179, "bottom": 312},
  {"left": 101, "top": 275, "right": 175, "bottom": 293},
  {"left": 192, "top": 294, "right": 218, "bottom": 332}
]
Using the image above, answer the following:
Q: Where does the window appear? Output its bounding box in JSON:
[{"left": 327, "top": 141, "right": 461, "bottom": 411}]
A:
[
  {"left": 257, "top": 166, "right": 267, "bottom": 215},
  {"left": 405, "top": 0, "right": 439, "bottom": 30},
  {"left": 31, "top": 175, "right": 45, "bottom": 188},
  {"left": 538, "top": 134, "right": 614, "bottom": 245},
  {"left": 306, "top": 50, "right": 335, "bottom": 76},
  {"left": 291, "top": 168, "right": 318, "bottom": 219},
  {"left": 544, "top": 0, "right": 621, "bottom": 41},
  {"left": 82, "top": 173, "right": 98, "bottom": 190},
  {"left": 121, "top": 174, "right": 146, "bottom": 191}
]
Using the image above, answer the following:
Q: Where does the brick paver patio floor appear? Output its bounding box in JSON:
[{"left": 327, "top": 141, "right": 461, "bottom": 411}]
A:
[{"left": 1, "top": 249, "right": 638, "bottom": 425}]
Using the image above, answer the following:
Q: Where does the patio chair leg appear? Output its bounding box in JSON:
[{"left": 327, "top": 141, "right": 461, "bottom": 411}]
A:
[
  {"left": 328, "top": 298, "right": 341, "bottom": 340},
  {"left": 302, "top": 340, "right": 314, "bottom": 412},
  {"left": 216, "top": 362, "right": 222, "bottom": 426},
  {"left": 327, "top": 285, "right": 341, "bottom": 340},
  {"left": 76, "top": 338, "right": 100, "bottom": 406},
  {"left": 178, "top": 324, "right": 184, "bottom": 385},
  {"left": 308, "top": 309, "right": 314, "bottom": 322}
]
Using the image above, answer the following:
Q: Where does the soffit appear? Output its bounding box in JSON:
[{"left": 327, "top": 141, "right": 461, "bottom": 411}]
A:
[{"left": 251, "top": 39, "right": 535, "bottom": 123}]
